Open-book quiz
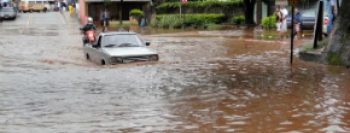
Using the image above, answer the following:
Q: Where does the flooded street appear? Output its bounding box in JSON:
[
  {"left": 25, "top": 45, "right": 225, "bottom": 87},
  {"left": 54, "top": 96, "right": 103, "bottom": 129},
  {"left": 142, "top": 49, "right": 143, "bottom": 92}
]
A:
[{"left": 1, "top": 12, "right": 350, "bottom": 132}]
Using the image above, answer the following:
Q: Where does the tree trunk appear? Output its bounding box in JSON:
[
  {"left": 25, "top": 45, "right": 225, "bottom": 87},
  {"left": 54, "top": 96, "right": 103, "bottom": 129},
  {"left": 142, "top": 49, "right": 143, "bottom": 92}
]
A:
[
  {"left": 323, "top": 0, "right": 350, "bottom": 66},
  {"left": 244, "top": 0, "right": 256, "bottom": 25},
  {"left": 256, "top": 0, "right": 262, "bottom": 25},
  {"left": 267, "top": 0, "right": 275, "bottom": 16}
]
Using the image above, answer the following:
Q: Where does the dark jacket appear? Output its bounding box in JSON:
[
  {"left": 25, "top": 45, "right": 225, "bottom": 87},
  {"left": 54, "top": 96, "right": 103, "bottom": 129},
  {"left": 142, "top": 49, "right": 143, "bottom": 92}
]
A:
[
  {"left": 295, "top": 12, "right": 302, "bottom": 24},
  {"left": 81, "top": 23, "right": 96, "bottom": 32}
]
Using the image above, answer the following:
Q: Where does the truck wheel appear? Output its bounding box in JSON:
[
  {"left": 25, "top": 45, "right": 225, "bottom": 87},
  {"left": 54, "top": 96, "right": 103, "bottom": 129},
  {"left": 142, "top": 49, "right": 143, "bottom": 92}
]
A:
[
  {"left": 86, "top": 54, "right": 90, "bottom": 60},
  {"left": 101, "top": 60, "right": 106, "bottom": 65}
]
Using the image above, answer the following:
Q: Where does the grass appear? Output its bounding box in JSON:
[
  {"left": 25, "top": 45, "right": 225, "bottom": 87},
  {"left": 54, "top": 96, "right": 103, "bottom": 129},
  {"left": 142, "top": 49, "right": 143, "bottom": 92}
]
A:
[
  {"left": 109, "top": 21, "right": 132, "bottom": 30},
  {"left": 301, "top": 39, "right": 328, "bottom": 52},
  {"left": 327, "top": 52, "right": 343, "bottom": 65},
  {"left": 259, "top": 31, "right": 279, "bottom": 40},
  {"left": 205, "top": 23, "right": 225, "bottom": 30}
]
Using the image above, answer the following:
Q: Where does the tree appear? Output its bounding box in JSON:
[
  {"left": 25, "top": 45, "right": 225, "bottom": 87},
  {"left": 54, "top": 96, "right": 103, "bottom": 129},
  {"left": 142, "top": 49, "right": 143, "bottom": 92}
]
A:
[
  {"left": 323, "top": 0, "right": 350, "bottom": 66},
  {"left": 244, "top": 0, "right": 256, "bottom": 25},
  {"left": 265, "top": 0, "right": 275, "bottom": 16},
  {"left": 103, "top": 0, "right": 111, "bottom": 9}
]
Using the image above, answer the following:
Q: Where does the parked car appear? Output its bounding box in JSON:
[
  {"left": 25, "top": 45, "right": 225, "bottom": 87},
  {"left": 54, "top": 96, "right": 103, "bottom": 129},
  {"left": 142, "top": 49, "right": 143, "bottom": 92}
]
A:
[
  {"left": 0, "top": 7, "right": 17, "bottom": 20},
  {"left": 83, "top": 32, "right": 159, "bottom": 65},
  {"left": 287, "top": 9, "right": 328, "bottom": 33},
  {"left": 0, "top": 8, "right": 3, "bottom": 21}
]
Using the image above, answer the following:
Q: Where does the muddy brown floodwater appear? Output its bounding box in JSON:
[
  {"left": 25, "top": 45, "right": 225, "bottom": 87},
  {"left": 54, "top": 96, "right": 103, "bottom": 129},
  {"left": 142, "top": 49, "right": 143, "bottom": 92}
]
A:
[{"left": 1, "top": 13, "right": 350, "bottom": 132}]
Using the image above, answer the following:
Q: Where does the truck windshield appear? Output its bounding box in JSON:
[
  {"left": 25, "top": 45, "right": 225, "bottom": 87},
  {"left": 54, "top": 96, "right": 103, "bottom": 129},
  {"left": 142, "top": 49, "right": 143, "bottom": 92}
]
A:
[{"left": 102, "top": 34, "right": 143, "bottom": 48}]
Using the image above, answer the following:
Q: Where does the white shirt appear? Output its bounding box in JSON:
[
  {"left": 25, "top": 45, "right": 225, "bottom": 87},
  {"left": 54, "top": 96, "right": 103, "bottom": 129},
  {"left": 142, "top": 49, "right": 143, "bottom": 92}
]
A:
[{"left": 281, "top": 8, "right": 288, "bottom": 20}]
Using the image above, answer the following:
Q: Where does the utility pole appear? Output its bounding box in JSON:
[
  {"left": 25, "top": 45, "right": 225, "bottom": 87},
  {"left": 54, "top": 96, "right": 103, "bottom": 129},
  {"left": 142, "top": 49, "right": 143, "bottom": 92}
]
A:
[
  {"left": 119, "top": 0, "right": 123, "bottom": 25},
  {"left": 288, "top": 0, "right": 299, "bottom": 65},
  {"left": 291, "top": 5, "right": 294, "bottom": 65},
  {"left": 313, "top": 0, "right": 324, "bottom": 49}
]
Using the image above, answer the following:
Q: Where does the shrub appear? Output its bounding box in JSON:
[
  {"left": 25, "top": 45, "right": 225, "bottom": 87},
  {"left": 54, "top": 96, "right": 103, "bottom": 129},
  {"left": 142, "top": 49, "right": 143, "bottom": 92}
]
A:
[
  {"left": 156, "top": 0, "right": 243, "bottom": 13},
  {"left": 183, "top": 14, "right": 225, "bottom": 26},
  {"left": 154, "top": 14, "right": 225, "bottom": 29},
  {"left": 129, "top": 9, "right": 144, "bottom": 19},
  {"left": 206, "top": 23, "right": 225, "bottom": 30},
  {"left": 327, "top": 52, "right": 343, "bottom": 65},
  {"left": 262, "top": 16, "right": 276, "bottom": 30},
  {"left": 230, "top": 15, "right": 245, "bottom": 25}
]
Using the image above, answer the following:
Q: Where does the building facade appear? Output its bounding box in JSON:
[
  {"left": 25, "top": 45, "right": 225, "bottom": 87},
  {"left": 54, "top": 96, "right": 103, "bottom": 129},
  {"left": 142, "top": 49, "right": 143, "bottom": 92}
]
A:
[{"left": 78, "top": 0, "right": 151, "bottom": 25}]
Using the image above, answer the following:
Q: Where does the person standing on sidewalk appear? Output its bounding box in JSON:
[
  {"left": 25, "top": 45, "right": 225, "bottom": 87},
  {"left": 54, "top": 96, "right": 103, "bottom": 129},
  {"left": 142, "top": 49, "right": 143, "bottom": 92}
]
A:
[
  {"left": 68, "top": 3, "right": 74, "bottom": 16},
  {"left": 280, "top": 6, "right": 289, "bottom": 38},
  {"left": 100, "top": 9, "right": 110, "bottom": 32},
  {"left": 275, "top": 6, "right": 283, "bottom": 33},
  {"left": 326, "top": 0, "right": 336, "bottom": 35},
  {"left": 294, "top": 8, "right": 302, "bottom": 39}
]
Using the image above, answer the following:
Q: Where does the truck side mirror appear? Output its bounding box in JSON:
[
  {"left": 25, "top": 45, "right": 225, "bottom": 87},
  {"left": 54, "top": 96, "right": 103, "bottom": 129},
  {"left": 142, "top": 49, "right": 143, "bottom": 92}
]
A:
[
  {"left": 92, "top": 43, "right": 100, "bottom": 48},
  {"left": 145, "top": 41, "right": 151, "bottom": 46}
]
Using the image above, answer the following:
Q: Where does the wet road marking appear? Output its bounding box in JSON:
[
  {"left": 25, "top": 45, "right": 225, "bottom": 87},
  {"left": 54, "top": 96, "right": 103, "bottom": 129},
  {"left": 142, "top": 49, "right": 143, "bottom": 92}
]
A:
[
  {"left": 28, "top": 13, "right": 31, "bottom": 25},
  {"left": 59, "top": 12, "right": 67, "bottom": 24}
]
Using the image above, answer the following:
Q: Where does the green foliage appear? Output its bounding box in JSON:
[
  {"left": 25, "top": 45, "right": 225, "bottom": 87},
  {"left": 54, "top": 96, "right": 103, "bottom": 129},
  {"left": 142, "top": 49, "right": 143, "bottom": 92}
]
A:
[
  {"left": 152, "top": 14, "right": 225, "bottom": 29},
  {"left": 183, "top": 14, "right": 225, "bottom": 26},
  {"left": 327, "top": 52, "right": 343, "bottom": 65},
  {"left": 129, "top": 9, "right": 144, "bottom": 18},
  {"left": 301, "top": 39, "right": 328, "bottom": 52},
  {"left": 230, "top": 15, "right": 245, "bottom": 25},
  {"left": 103, "top": 0, "right": 111, "bottom": 6},
  {"left": 103, "top": 0, "right": 111, "bottom": 8},
  {"left": 109, "top": 21, "right": 131, "bottom": 29},
  {"left": 158, "top": 15, "right": 183, "bottom": 29},
  {"left": 206, "top": 23, "right": 225, "bottom": 30},
  {"left": 156, "top": 0, "right": 243, "bottom": 13},
  {"left": 261, "top": 16, "right": 276, "bottom": 30}
]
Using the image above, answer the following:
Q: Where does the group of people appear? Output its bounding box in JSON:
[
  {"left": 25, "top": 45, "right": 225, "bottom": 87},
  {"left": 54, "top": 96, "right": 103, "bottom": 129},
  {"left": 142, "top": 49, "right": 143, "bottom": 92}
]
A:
[
  {"left": 274, "top": 0, "right": 337, "bottom": 39},
  {"left": 274, "top": 5, "right": 289, "bottom": 38},
  {"left": 274, "top": 5, "right": 302, "bottom": 39}
]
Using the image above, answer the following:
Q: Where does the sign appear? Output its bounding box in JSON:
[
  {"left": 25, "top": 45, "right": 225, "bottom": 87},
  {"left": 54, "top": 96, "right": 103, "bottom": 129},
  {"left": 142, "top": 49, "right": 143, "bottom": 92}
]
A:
[
  {"left": 180, "top": 0, "right": 187, "bottom": 4},
  {"left": 288, "top": 0, "right": 299, "bottom": 6}
]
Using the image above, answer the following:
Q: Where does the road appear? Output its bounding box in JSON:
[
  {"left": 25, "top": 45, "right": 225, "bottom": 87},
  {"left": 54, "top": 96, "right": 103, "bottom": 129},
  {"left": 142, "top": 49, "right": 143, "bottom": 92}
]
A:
[{"left": 1, "top": 12, "right": 350, "bottom": 132}]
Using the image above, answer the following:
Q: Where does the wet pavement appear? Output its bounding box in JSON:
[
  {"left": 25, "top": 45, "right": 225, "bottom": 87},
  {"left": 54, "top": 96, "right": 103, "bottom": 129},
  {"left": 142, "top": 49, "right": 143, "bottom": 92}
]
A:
[{"left": 1, "top": 12, "right": 350, "bottom": 133}]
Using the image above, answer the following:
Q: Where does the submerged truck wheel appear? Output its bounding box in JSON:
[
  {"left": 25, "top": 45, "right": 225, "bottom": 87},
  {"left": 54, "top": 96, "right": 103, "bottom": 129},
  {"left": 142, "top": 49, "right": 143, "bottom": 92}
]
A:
[
  {"left": 101, "top": 60, "right": 106, "bottom": 65},
  {"left": 86, "top": 54, "right": 90, "bottom": 60}
]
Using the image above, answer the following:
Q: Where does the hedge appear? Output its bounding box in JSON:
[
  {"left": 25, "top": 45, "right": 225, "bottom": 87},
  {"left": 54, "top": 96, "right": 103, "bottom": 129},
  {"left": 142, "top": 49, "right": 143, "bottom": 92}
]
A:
[
  {"left": 153, "top": 14, "right": 225, "bottom": 29},
  {"left": 156, "top": 0, "right": 243, "bottom": 13}
]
